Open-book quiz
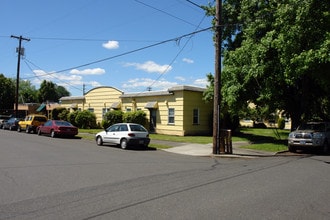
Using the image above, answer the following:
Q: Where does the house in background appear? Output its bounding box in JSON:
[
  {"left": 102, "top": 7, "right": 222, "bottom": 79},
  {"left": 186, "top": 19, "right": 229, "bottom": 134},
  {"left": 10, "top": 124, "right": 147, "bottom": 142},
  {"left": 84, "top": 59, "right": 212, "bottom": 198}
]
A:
[{"left": 59, "top": 85, "right": 213, "bottom": 136}]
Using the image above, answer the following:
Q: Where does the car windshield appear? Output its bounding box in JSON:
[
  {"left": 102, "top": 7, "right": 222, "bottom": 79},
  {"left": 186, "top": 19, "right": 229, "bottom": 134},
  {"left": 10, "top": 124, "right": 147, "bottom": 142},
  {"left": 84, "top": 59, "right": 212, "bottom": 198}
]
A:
[
  {"left": 129, "top": 124, "right": 147, "bottom": 132},
  {"left": 55, "top": 121, "right": 73, "bottom": 126},
  {"left": 298, "top": 123, "right": 325, "bottom": 131}
]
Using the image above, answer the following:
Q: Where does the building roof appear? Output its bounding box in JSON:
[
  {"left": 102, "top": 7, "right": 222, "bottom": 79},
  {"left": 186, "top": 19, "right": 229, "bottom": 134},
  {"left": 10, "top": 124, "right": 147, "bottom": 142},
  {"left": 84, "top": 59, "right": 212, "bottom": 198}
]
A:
[
  {"left": 59, "top": 96, "right": 85, "bottom": 101},
  {"left": 85, "top": 86, "right": 123, "bottom": 95},
  {"left": 168, "top": 85, "right": 206, "bottom": 92},
  {"left": 120, "top": 85, "right": 206, "bottom": 98}
]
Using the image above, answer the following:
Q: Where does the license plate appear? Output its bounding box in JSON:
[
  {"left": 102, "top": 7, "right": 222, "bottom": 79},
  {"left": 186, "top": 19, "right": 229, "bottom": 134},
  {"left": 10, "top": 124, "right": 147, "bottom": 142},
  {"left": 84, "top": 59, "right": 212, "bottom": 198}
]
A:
[
  {"left": 139, "top": 140, "right": 144, "bottom": 144},
  {"left": 300, "top": 140, "right": 306, "bottom": 145}
]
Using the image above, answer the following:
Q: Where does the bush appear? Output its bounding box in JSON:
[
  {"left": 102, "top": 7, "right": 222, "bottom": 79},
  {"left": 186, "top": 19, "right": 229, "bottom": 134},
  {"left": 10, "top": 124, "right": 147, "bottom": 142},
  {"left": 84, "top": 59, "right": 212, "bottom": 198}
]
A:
[
  {"left": 57, "top": 108, "right": 70, "bottom": 120},
  {"left": 49, "top": 107, "right": 66, "bottom": 120},
  {"left": 277, "top": 118, "right": 286, "bottom": 129},
  {"left": 123, "top": 110, "right": 147, "bottom": 126},
  {"left": 75, "top": 110, "right": 97, "bottom": 129},
  {"left": 67, "top": 111, "right": 79, "bottom": 126},
  {"left": 103, "top": 110, "right": 123, "bottom": 128}
]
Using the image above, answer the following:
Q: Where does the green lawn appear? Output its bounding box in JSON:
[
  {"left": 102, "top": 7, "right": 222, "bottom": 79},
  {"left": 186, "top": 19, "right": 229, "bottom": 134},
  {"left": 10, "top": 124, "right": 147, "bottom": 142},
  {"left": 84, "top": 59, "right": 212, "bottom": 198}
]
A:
[{"left": 78, "top": 127, "right": 290, "bottom": 152}]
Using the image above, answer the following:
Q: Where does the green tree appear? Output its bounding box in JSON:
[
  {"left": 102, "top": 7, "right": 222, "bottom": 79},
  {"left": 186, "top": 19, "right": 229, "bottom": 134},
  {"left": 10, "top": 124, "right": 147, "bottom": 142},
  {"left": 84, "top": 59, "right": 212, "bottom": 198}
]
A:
[
  {"left": 38, "top": 80, "right": 70, "bottom": 103},
  {"left": 38, "top": 80, "right": 57, "bottom": 103},
  {"left": 56, "top": 85, "right": 70, "bottom": 98},
  {"left": 0, "top": 74, "right": 15, "bottom": 112},
  {"left": 16, "top": 79, "right": 38, "bottom": 103},
  {"left": 204, "top": 0, "right": 330, "bottom": 130}
]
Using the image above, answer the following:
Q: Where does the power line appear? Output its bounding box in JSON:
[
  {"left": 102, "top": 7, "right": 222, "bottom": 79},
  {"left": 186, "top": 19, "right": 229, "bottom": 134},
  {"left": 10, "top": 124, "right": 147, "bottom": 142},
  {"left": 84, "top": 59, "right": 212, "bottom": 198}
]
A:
[
  {"left": 23, "top": 58, "right": 83, "bottom": 94},
  {"left": 22, "top": 27, "right": 212, "bottom": 79},
  {"left": 146, "top": 14, "right": 209, "bottom": 92},
  {"left": 134, "top": 0, "right": 203, "bottom": 29}
]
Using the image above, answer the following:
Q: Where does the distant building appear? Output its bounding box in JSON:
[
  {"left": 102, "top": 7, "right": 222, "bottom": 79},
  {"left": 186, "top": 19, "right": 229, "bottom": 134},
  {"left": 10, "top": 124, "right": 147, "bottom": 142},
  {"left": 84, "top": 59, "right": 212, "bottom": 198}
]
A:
[{"left": 59, "top": 85, "right": 213, "bottom": 136}]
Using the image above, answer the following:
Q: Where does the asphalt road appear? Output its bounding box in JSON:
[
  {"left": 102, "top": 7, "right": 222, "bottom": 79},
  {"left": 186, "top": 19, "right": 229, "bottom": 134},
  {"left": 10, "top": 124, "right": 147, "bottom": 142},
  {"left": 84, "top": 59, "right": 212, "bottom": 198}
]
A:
[{"left": 0, "top": 130, "right": 329, "bottom": 219}]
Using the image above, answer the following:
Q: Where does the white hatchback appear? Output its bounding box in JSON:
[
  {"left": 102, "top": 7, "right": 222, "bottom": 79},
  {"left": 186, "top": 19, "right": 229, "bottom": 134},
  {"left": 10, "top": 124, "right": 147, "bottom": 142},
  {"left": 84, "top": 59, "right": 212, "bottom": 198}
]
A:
[{"left": 95, "top": 123, "right": 150, "bottom": 149}]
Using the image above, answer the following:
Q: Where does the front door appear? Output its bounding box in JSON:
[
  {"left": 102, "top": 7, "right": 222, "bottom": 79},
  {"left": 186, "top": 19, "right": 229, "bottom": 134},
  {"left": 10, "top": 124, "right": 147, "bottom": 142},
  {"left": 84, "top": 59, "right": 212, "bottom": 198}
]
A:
[{"left": 149, "top": 109, "right": 157, "bottom": 132}]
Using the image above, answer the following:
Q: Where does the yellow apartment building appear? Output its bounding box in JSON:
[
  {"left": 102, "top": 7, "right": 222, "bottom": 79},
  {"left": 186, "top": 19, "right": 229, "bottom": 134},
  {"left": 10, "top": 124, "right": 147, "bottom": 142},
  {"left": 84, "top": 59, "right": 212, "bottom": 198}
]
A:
[{"left": 59, "top": 85, "right": 213, "bottom": 136}]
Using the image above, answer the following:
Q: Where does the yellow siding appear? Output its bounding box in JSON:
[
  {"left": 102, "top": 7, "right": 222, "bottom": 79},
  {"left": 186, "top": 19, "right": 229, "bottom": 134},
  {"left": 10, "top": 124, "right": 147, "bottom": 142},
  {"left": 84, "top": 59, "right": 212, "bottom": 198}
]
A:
[
  {"left": 60, "top": 86, "right": 212, "bottom": 136},
  {"left": 85, "top": 87, "right": 122, "bottom": 124}
]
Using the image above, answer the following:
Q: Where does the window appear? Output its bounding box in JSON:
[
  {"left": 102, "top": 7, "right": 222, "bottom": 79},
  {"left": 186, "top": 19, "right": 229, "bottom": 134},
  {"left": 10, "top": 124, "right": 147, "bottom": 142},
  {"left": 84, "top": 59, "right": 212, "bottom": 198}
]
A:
[
  {"left": 102, "top": 108, "right": 110, "bottom": 119},
  {"left": 168, "top": 108, "right": 175, "bottom": 124},
  {"left": 193, "top": 108, "right": 199, "bottom": 125},
  {"left": 126, "top": 108, "right": 131, "bottom": 112},
  {"left": 87, "top": 108, "right": 94, "bottom": 113}
]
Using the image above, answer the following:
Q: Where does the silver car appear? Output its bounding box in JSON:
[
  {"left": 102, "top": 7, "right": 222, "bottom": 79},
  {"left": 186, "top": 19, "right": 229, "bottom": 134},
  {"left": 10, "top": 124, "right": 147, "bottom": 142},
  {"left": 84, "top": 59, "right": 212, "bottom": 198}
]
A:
[
  {"left": 95, "top": 123, "right": 150, "bottom": 149},
  {"left": 288, "top": 122, "right": 330, "bottom": 154}
]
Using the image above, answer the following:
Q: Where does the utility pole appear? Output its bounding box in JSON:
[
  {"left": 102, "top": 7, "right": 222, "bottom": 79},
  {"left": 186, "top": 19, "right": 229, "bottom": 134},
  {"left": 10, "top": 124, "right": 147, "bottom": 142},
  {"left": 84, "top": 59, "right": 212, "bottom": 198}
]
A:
[
  {"left": 213, "top": 0, "right": 223, "bottom": 154},
  {"left": 11, "top": 35, "right": 30, "bottom": 117}
]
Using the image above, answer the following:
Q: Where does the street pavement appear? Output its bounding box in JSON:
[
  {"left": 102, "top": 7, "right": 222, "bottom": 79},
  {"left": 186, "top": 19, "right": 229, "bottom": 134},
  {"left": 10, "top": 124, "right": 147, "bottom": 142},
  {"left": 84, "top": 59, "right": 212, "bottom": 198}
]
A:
[{"left": 151, "top": 140, "right": 279, "bottom": 158}]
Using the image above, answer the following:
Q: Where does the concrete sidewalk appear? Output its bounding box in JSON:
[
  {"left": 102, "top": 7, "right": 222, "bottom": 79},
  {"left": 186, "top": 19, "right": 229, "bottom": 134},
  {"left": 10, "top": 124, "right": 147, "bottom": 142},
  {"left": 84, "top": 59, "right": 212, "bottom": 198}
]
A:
[{"left": 151, "top": 140, "right": 277, "bottom": 158}]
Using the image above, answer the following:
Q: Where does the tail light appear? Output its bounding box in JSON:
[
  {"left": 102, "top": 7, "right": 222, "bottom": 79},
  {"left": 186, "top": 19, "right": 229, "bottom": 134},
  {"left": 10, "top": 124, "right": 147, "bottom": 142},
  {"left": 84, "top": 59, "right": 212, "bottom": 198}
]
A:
[{"left": 128, "top": 133, "right": 135, "bottom": 137}]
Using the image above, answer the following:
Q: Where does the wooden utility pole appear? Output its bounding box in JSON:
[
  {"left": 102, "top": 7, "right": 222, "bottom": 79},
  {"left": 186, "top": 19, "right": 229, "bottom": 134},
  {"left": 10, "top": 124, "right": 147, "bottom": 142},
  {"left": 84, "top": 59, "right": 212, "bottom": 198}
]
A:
[
  {"left": 213, "top": 0, "right": 223, "bottom": 154},
  {"left": 11, "top": 35, "right": 30, "bottom": 117}
]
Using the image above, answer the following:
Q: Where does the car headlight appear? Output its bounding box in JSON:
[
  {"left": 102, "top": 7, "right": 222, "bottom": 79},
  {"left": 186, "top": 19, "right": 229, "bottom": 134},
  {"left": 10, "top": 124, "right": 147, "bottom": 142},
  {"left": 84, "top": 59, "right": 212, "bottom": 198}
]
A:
[{"left": 289, "top": 133, "right": 295, "bottom": 138}]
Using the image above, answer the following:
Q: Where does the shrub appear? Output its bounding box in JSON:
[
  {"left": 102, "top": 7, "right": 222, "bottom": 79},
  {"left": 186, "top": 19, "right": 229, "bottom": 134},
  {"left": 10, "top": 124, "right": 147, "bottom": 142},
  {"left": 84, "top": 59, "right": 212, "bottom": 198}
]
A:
[
  {"left": 75, "top": 110, "right": 97, "bottom": 129},
  {"left": 277, "top": 117, "right": 286, "bottom": 129},
  {"left": 123, "top": 110, "right": 147, "bottom": 126},
  {"left": 49, "top": 107, "right": 67, "bottom": 120},
  {"left": 57, "top": 108, "right": 70, "bottom": 120},
  {"left": 67, "top": 111, "right": 79, "bottom": 126},
  {"left": 103, "top": 110, "right": 123, "bottom": 128}
]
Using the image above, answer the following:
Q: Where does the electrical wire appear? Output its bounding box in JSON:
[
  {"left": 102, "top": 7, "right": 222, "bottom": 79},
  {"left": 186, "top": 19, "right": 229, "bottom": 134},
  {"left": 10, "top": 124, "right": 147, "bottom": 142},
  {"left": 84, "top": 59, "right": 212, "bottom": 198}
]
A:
[
  {"left": 23, "top": 58, "right": 84, "bottom": 93},
  {"left": 22, "top": 27, "right": 212, "bottom": 80},
  {"left": 134, "top": 0, "right": 203, "bottom": 29}
]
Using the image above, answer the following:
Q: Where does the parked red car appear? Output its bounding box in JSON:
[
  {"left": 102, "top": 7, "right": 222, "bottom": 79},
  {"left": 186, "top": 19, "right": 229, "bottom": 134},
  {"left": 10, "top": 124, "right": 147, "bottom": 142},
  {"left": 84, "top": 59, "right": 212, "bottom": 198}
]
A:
[{"left": 37, "top": 120, "right": 78, "bottom": 138}]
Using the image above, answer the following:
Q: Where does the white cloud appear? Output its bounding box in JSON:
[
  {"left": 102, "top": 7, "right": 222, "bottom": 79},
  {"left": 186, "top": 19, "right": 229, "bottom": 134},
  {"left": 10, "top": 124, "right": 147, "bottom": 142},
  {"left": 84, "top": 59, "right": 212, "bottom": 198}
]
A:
[
  {"left": 102, "top": 40, "right": 119, "bottom": 49},
  {"left": 70, "top": 68, "right": 105, "bottom": 75},
  {"left": 124, "top": 61, "right": 172, "bottom": 74},
  {"left": 89, "top": 81, "right": 102, "bottom": 87},
  {"left": 182, "top": 58, "right": 194, "bottom": 64},
  {"left": 193, "top": 78, "right": 208, "bottom": 87},
  {"left": 175, "top": 76, "right": 185, "bottom": 82},
  {"left": 121, "top": 78, "right": 178, "bottom": 91}
]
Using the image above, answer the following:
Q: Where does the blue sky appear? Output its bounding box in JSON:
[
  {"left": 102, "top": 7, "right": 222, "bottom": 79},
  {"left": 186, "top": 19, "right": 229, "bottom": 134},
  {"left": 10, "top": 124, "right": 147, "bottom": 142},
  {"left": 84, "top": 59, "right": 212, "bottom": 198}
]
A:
[{"left": 0, "top": 0, "right": 215, "bottom": 96}]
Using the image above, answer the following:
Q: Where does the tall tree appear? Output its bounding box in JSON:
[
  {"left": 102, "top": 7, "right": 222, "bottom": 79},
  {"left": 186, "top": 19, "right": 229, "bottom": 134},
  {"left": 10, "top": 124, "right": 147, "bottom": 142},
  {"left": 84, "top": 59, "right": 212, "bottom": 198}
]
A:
[
  {"left": 56, "top": 85, "right": 70, "bottom": 98},
  {"left": 16, "top": 79, "right": 38, "bottom": 103},
  {"left": 38, "top": 80, "right": 70, "bottom": 103},
  {"left": 205, "top": 0, "right": 330, "bottom": 130},
  {"left": 0, "top": 74, "right": 15, "bottom": 112},
  {"left": 38, "top": 80, "right": 57, "bottom": 103}
]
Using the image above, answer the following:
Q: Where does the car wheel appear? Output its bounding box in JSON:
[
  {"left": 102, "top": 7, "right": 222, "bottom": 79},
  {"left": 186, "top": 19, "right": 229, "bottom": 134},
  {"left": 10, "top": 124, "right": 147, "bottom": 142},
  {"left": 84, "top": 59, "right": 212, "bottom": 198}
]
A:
[
  {"left": 9, "top": 126, "right": 13, "bottom": 131},
  {"left": 120, "top": 139, "right": 128, "bottom": 149},
  {"left": 288, "top": 145, "right": 296, "bottom": 153},
  {"left": 26, "top": 126, "right": 30, "bottom": 133},
  {"left": 17, "top": 126, "right": 21, "bottom": 132},
  {"left": 37, "top": 129, "right": 42, "bottom": 136},
  {"left": 96, "top": 136, "right": 103, "bottom": 146},
  {"left": 50, "top": 130, "right": 56, "bottom": 138}
]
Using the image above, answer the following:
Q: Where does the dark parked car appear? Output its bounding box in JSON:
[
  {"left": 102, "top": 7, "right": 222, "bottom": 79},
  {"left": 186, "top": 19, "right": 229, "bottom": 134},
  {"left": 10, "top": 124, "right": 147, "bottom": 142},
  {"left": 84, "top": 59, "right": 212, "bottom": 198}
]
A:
[
  {"left": 0, "top": 115, "right": 11, "bottom": 129},
  {"left": 37, "top": 120, "right": 78, "bottom": 138},
  {"left": 95, "top": 123, "right": 150, "bottom": 149},
  {"left": 2, "top": 117, "right": 22, "bottom": 130},
  {"left": 288, "top": 121, "right": 330, "bottom": 154}
]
